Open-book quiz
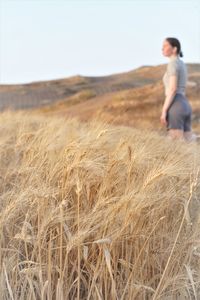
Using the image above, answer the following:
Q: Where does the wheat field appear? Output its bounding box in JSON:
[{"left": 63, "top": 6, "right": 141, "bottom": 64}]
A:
[{"left": 0, "top": 109, "right": 200, "bottom": 299}]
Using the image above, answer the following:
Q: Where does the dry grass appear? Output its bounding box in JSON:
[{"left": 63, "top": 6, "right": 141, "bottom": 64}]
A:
[
  {"left": 39, "top": 89, "right": 97, "bottom": 113},
  {"left": 0, "top": 109, "right": 200, "bottom": 299}
]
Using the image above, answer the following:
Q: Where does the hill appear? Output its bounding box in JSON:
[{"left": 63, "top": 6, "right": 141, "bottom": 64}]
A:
[{"left": 1, "top": 63, "right": 200, "bottom": 132}]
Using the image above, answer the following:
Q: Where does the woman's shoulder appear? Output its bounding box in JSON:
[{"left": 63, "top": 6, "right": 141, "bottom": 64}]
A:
[{"left": 167, "top": 59, "right": 179, "bottom": 75}]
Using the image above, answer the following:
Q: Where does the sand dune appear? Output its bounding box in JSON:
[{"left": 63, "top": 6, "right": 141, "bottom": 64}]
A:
[{"left": 0, "top": 63, "right": 199, "bottom": 132}]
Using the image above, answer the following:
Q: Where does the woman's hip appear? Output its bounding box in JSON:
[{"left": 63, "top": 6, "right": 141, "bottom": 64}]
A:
[{"left": 168, "top": 93, "right": 192, "bottom": 115}]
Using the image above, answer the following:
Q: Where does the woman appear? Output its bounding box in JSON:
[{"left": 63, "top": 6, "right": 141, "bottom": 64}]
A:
[{"left": 161, "top": 37, "right": 197, "bottom": 142}]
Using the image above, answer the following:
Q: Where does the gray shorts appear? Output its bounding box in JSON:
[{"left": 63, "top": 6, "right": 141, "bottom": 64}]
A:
[{"left": 166, "top": 93, "right": 192, "bottom": 132}]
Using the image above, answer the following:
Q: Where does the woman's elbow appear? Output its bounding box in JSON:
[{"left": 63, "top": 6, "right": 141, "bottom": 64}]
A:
[{"left": 169, "top": 87, "right": 177, "bottom": 95}]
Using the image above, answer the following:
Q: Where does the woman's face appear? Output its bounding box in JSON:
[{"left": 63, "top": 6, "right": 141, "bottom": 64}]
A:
[{"left": 162, "top": 39, "right": 177, "bottom": 57}]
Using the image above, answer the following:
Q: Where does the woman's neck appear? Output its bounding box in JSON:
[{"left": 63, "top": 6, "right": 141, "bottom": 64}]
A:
[{"left": 169, "top": 54, "right": 179, "bottom": 61}]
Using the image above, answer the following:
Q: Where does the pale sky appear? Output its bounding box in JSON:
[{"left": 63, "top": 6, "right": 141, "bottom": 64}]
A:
[{"left": 0, "top": 0, "right": 200, "bottom": 84}]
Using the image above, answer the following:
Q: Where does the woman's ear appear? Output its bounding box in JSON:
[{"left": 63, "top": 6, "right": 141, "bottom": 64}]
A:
[{"left": 174, "top": 46, "right": 177, "bottom": 54}]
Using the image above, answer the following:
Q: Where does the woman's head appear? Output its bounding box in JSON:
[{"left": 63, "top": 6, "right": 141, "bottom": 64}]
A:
[{"left": 162, "top": 37, "right": 183, "bottom": 58}]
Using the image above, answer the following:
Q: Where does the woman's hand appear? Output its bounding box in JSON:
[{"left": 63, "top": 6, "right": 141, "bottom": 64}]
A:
[{"left": 160, "top": 110, "right": 167, "bottom": 126}]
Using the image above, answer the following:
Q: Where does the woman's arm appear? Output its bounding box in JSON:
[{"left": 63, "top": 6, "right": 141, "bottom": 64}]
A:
[
  {"left": 160, "top": 60, "right": 178, "bottom": 125},
  {"left": 162, "top": 74, "right": 178, "bottom": 113}
]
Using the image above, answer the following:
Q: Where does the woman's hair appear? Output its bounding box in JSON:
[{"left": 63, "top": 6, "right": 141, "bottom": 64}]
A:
[{"left": 165, "top": 37, "right": 184, "bottom": 57}]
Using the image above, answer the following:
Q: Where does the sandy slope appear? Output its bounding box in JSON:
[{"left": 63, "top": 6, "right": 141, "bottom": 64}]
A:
[{"left": 1, "top": 63, "right": 199, "bottom": 132}]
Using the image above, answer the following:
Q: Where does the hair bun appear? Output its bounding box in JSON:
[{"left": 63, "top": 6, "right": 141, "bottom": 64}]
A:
[{"left": 179, "top": 50, "right": 183, "bottom": 57}]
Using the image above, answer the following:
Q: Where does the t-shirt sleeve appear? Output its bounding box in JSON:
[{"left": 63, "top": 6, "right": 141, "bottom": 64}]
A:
[{"left": 167, "top": 61, "right": 178, "bottom": 76}]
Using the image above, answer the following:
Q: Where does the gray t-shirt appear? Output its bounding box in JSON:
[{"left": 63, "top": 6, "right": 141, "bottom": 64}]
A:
[{"left": 162, "top": 56, "right": 187, "bottom": 96}]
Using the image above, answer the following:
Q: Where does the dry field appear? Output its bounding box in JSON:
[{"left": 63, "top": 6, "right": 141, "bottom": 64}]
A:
[{"left": 0, "top": 109, "right": 200, "bottom": 299}]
